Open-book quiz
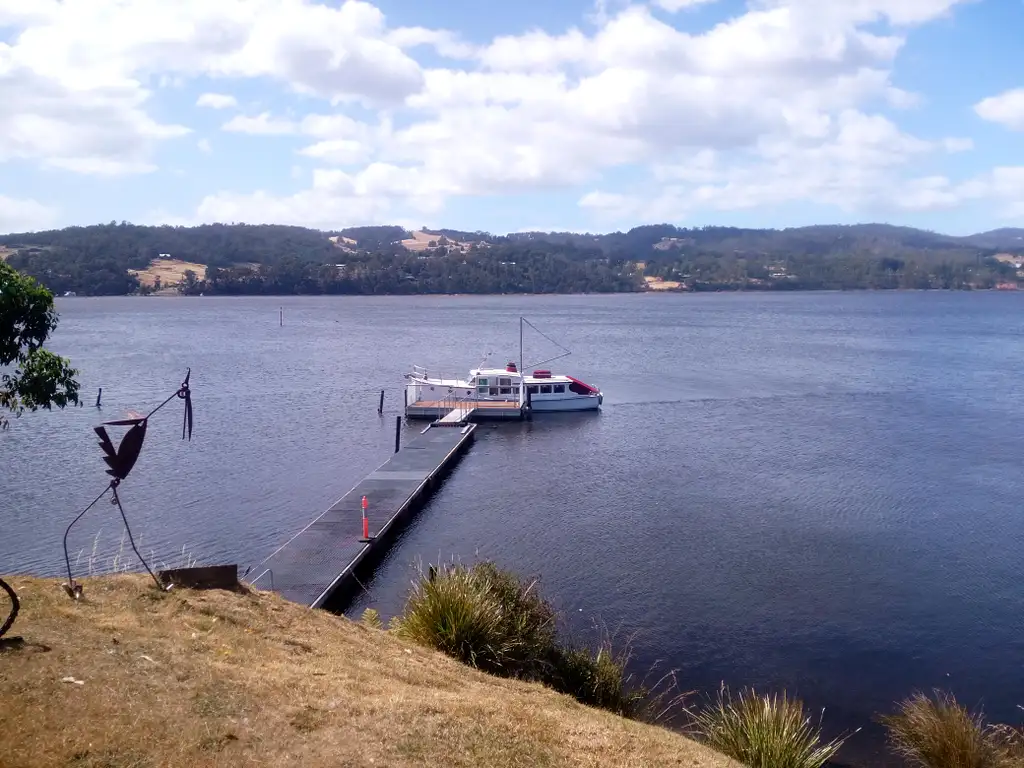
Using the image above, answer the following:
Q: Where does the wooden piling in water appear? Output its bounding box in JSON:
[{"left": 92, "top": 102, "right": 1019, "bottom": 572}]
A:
[
  {"left": 394, "top": 415, "right": 402, "bottom": 453},
  {"left": 378, "top": 389, "right": 385, "bottom": 415},
  {"left": 95, "top": 387, "right": 102, "bottom": 408}
]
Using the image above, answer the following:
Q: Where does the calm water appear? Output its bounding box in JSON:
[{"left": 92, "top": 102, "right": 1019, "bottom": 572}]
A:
[{"left": 3, "top": 292, "right": 1023, "bottom": 764}]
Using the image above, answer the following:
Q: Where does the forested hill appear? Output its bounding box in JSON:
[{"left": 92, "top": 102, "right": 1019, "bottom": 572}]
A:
[{"left": 1, "top": 221, "right": 1022, "bottom": 296}]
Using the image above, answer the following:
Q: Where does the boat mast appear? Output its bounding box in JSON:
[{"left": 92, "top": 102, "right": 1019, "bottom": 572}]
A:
[
  {"left": 519, "top": 316, "right": 524, "bottom": 377},
  {"left": 519, "top": 316, "right": 524, "bottom": 408}
]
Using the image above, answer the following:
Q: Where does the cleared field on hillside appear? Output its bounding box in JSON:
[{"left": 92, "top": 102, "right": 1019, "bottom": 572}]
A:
[
  {"left": 400, "top": 230, "right": 475, "bottom": 252},
  {"left": 644, "top": 276, "right": 683, "bottom": 290},
  {"left": 129, "top": 258, "right": 207, "bottom": 287}
]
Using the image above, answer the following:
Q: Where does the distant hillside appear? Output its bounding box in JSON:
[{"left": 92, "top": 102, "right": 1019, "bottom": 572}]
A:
[
  {"left": 2, "top": 220, "right": 1021, "bottom": 296},
  {"left": 959, "top": 228, "right": 1024, "bottom": 250},
  {"left": 513, "top": 223, "right": 980, "bottom": 260}
]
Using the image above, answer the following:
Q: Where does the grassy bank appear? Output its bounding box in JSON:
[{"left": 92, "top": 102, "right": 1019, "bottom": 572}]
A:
[{"left": 0, "top": 575, "right": 739, "bottom": 768}]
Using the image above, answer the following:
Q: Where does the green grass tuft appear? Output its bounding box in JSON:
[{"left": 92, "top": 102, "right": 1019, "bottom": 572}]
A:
[
  {"left": 689, "top": 685, "right": 848, "bottom": 768},
  {"left": 392, "top": 560, "right": 659, "bottom": 719},
  {"left": 547, "top": 642, "right": 648, "bottom": 718},
  {"left": 391, "top": 564, "right": 512, "bottom": 673},
  {"left": 880, "top": 691, "right": 1021, "bottom": 768},
  {"left": 360, "top": 608, "right": 382, "bottom": 629}
]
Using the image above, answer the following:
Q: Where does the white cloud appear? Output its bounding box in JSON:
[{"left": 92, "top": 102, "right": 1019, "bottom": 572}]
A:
[
  {"left": 222, "top": 112, "right": 297, "bottom": 135},
  {"left": 187, "top": 0, "right": 1000, "bottom": 229},
  {"left": 0, "top": 194, "right": 57, "bottom": 232},
  {"left": 1, "top": 0, "right": 1014, "bottom": 229},
  {"left": 298, "top": 139, "right": 370, "bottom": 165},
  {"left": 197, "top": 138, "right": 212, "bottom": 153},
  {"left": 756, "top": 0, "right": 969, "bottom": 26},
  {"left": 581, "top": 111, "right": 980, "bottom": 221},
  {"left": 386, "top": 26, "right": 477, "bottom": 59},
  {"left": 653, "top": 0, "right": 721, "bottom": 12},
  {"left": 196, "top": 92, "right": 238, "bottom": 109},
  {"left": 218, "top": 110, "right": 380, "bottom": 164},
  {"left": 0, "top": 0, "right": 430, "bottom": 178},
  {"left": 579, "top": 191, "right": 634, "bottom": 212},
  {"left": 0, "top": 57, "right": 189, "bottom": 175},
  {"left": 975, "top": 88, "right": 1024, "bottom": 132}
]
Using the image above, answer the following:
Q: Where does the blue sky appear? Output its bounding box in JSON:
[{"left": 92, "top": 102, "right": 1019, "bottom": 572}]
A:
[{"left": 0, "top": 0, "right": 1022, "bottom": 235}]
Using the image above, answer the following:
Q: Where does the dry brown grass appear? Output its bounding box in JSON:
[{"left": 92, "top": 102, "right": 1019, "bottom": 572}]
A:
[
  {"left": 401, "top": 231, "right": 444, "bottom": 251},
  {"left": 881, "top": 691, "right": 1022, "bottom": 768},
  {"left": 129, "top": 258, "right": 208, "bottom": 288},
  {"left": 0, "top": 575, "right": 739, "bottom": 768},
  {"left": 644, "top": 276, "right": 683, "bottom": 291},
  {"left": 399, "top": 230, "right": 476, "bottom": 252}
]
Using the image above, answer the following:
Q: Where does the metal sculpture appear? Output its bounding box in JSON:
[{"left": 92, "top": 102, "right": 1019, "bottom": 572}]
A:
[
  {"left": 0, "top": 576, "right": 18, "bottom": 640},
  {"left": 62, "top": 369, "right": 194, "bottom": 599}
]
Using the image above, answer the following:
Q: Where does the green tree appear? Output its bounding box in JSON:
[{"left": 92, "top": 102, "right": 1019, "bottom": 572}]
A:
[
  {"left": 179, "top": 269, "right": 199, "bottom": 295},
  {"left": 0, "top": 262, "right": 79, "bottom": 639},
  {"left": 0, "top": 261, "right": 80, "bottom": 428}
]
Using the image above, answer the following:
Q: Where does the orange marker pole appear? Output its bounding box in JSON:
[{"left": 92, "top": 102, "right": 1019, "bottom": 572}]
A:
[{"left": 361, "top": 495, "right": 370, "bottom": 541}]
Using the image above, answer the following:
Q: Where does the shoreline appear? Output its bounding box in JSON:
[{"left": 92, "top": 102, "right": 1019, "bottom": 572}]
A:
[{"left": 58, "top": 285, "right": 1024, "bottom": 300}]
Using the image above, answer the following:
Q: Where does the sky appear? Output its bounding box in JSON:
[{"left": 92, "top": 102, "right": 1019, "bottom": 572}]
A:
[{"left": 0, "top": 0, "right": 1022, "bottom": 236}]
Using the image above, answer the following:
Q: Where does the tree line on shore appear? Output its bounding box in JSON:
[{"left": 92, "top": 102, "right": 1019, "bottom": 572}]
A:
[{"left": 1, "top": 221, "right": 1022, "bottom": 296}]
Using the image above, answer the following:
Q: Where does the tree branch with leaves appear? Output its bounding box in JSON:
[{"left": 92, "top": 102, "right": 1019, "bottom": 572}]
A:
[
  {"left": 1, "top": 261, "right": 80, "bottom": 428},
  {"left": 1, "top": 260, "right": 80, "bottom": 639}
]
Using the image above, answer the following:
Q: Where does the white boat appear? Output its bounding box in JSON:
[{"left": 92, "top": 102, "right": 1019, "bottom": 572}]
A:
[{"left": 405, "top": 318, "right": 603, "bottom": 415}]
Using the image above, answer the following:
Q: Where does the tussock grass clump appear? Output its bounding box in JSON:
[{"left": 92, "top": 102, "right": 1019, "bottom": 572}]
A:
[
  {"left": 993, "top": 722, "right": 1024, "bottom": 764},
  {"left": 392, "top": 560, "right": 657, "bottom": 719},
  {"left": 689, "top": 685, "right": 848, "bottom": 768},
  {"left": 360, "top": 607, "right": 382, "bottom": 629},
  {"left": 881, "top": 691, "right": 1021, "bottom": 768},
  {"left": 548, "top": 642, "right": 648, "bottom": 717},
  {"left": 471, "top": 560, "right": 558, "bottom": 674},
  {"left": 391, "top": 564, "right": 513, "bottom": 673}
]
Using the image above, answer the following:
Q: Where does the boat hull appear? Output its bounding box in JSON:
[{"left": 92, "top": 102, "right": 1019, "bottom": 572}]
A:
[{"left": 529, "top": 396, "right": 601, "bottom": 412}]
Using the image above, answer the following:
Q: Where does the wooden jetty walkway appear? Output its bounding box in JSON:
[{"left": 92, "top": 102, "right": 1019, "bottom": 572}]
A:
[
  {"left": 249, "top": 420, "right": 476, "bottom": 609},
  {"left": 406, "top": 399, "right": 525, "bottom": 421}
]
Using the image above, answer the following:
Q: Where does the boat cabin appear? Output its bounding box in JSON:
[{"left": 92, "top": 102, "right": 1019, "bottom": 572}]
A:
[{"left": 467, "top": 362, "right": 598, "bottom": 400}]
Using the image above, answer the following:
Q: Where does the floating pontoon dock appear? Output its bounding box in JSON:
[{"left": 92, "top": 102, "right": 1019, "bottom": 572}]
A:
[{"left": 249, "top": 421, "right": 476, "bottom": 609}]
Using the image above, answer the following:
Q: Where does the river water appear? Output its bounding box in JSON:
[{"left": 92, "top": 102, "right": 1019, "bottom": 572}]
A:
[{"left": 2, "top": 292, "right": 1022, "bottom": 764}]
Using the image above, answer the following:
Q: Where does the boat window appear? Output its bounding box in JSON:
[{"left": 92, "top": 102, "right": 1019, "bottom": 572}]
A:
[
  {"left": 478, "top": 378, "right": 488, "bottom": 386},
  {"left": 500, "top": 387, "right": 511, "bottom": 395},
  {"left": 540, "top": 385, "right": 552, "bottom": 394},
  {"left": 499, "top": 377, "right": 511, "bottom": 386},
  {"left": 477, "top": 386, "right": 488, "bottom": 395},
  {"left": 553, "top": 384, "right": 565, "bottom": 394},
  {"left": 527, "top": 385, "right": 539, "bottom": 394},
  {"left": 489, "top": 387, "right": 499, "bottom": 395}
]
